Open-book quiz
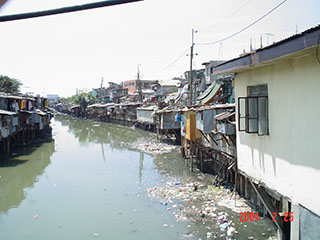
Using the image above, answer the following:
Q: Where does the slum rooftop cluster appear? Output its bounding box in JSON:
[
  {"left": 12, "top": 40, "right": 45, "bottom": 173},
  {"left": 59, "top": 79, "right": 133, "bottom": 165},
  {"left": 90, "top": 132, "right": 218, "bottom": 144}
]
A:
[{"left": 0, "top": 92, "right": 52, "bottom": 143}]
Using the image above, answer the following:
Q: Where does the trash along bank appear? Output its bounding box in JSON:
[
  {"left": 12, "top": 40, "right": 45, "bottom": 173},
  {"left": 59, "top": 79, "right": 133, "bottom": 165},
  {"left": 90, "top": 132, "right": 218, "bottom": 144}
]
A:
[
  {"left": 149, "top": 150, "right": 278, "bottom": 240},
  {"left": 95, "top": 115, "right": 278, "bottom": 239},
  {"left": 52, "top": 110, "right": 278, "bottom": 239}
]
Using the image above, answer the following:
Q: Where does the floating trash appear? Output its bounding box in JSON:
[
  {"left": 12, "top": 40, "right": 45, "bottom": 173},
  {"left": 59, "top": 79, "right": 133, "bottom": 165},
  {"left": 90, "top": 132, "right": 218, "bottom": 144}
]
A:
[{"left": 219, "top": 222, "right": 228, "bottom": 231}]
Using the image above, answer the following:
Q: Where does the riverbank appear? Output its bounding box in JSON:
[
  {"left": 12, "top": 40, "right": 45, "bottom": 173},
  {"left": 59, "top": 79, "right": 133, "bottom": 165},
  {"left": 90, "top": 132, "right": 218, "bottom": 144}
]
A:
[
  {"left": 0, "top": 115, "right": 277, "bottom": 239},
  {"left": 60, "top": 115, "right": 278, "bottom": 239}
]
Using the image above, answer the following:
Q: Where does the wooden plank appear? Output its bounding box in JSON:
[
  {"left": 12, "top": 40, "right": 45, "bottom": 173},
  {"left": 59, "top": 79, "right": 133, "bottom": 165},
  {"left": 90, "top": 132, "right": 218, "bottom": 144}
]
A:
[
  {"left": 249, "top": 180, "right": 284, "bottom": 237},
  {"left": 208, "top": 133, "right": 218, "bottom": 146}
]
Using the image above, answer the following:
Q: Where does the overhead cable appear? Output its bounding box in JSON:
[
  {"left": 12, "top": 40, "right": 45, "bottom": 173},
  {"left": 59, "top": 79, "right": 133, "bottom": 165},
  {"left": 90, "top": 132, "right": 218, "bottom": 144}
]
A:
[
  {"left": 148, "top": 47, "right": 190, "bottom": 75},
  {"left": 0, "top": 0, "right": 143, "bottom": 22},
  {"left": 196, "top": 0, "right": 287, "bottom": 46},
  {"left": 198, "top": 0, "right": 253, "bottom": 32}
]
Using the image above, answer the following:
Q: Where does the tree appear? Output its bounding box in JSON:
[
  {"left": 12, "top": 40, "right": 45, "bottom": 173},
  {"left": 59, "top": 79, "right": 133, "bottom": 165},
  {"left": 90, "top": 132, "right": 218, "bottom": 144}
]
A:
[
  {"left": 67, "top": 90, "right": 96, "bottom": 112},
  {"left": 0, "top": 75, "right": 22, "bottom": 93}
]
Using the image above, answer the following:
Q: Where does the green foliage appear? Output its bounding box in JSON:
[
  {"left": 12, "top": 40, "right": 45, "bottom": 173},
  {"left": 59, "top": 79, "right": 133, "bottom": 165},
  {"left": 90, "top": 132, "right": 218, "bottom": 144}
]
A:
[
  {"left": 68, "top": 90, "right": 96, "bottom": 111},
  {"left": 0, "top": 75, "right": 22, "bottom": 93}
]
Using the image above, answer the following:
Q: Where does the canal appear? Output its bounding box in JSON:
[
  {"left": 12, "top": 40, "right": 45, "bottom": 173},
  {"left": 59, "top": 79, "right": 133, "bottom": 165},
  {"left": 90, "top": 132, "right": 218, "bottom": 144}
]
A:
[{"left": 0, "top": 115, "right": 277, "bottom": 240}]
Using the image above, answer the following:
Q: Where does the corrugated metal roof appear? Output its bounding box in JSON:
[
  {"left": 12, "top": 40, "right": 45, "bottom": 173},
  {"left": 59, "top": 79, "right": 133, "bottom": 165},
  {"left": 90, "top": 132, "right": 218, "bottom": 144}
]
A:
[
  {"left": 196, "top": 103, "right": 236, "bottom": 111},
  {"left": 70, "top": 105, "right": 80, "bottom": 109},
  {"left": 158, "top": 79, "right": 180, "bottom": 87},
  {"left": 199, "top": 83, "right": 222, "bottom": 105},
  {"left": 215, "top": 111, "right": 235, "bottom": 121},
  {"left": 213, "top": 24, "right": 320, "bottom": 74},
  {"left": 20, "top": 110, "right": 34, "bottom": 114},
  {"left": 136, "top": 106, "right": 158, "bottom": 111},
  {"left": 87, "top": 103, "right": 106, "bottom": 108},
  {"left": 0, "top": 110, "right": 17, "bottom": 115},
  {"left": 35, "top": 110, "right": 48, "bottom": 116},
  {"left": 0, "top": 94, "right": 35, "bottom": 101}
]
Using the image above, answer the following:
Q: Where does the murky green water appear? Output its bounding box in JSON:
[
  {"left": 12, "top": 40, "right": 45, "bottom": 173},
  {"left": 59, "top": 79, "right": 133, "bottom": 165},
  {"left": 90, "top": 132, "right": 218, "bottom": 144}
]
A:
[{"left": 0, "top": 115, "right": 277, "bottom": 240}]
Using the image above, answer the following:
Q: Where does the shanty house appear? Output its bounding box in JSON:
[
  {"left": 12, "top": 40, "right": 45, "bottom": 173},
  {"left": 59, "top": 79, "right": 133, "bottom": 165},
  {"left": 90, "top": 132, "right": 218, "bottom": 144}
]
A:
[
  {"left": 213, "top": 25, "right": 320, "bottom": 240},
  {"left": 136, "top": 106, "right": 157, "bottom": 124},
  {"left": 152, "top": 79, "right": 180, "bottom": 96},
  {"left": 0, "top": 110, "right": 18, "bottom": 139}
]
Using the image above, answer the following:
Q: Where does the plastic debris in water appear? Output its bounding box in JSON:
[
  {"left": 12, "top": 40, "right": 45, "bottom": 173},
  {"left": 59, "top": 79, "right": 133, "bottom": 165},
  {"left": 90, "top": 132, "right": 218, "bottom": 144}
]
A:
[
  {"left": 227, "top": 227, "right": 235, "bottom": 237},
  {"left": 93, "top": 233, "right": 99, "bottom": 237},
  {"left": 219, "top": 222, "right": 228, "bottom": 231},
  {"left": 33, "top": 215, "right": 39, "bottom": 219}
]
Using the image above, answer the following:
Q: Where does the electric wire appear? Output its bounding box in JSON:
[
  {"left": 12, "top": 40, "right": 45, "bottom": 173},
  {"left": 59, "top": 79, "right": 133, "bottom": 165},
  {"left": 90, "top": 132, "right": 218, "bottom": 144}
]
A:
[
  {"left": 198, "top": 0, "right": 253, "bottom": 32},
  {"left": 196, "top": 0, "right": 288, "bottom": 46},
  {"left": 148, "top": 47, "right": 190, "bottom": 75},
  {"left": 0, "top": 0, "right": 142, "bottom": 22}
]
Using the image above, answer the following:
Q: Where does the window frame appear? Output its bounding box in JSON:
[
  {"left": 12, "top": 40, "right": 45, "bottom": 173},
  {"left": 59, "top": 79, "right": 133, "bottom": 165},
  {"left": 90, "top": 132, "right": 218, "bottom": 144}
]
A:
[
  {"left": 238, "top": 97, "right": 246, "bottom": 132},
  {"left": 238, "top": 95, "right": 269, "bottom": 136},
  {"left": 247, "top": 96, "right": 259, "bottom": 134}
]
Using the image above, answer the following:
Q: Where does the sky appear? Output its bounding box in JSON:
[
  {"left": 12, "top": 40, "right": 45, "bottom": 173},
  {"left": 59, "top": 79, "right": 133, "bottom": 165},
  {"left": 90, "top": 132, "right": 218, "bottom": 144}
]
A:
[{"left": 0, "top": 0, "right": 319, "bottom": 97}]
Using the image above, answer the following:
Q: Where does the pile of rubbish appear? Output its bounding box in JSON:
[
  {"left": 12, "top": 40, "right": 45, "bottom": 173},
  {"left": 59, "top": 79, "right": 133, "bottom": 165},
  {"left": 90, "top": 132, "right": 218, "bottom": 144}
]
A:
[
  {"left": 147, "top": 178, "right": 277, "bottom": 239},
  {"left": 127, "top": 137, "right": 177, "bottom": 155}
]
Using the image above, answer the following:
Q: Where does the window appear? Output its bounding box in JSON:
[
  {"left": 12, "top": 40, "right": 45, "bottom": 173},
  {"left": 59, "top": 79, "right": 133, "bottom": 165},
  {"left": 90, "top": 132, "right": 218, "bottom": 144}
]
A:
[{"left": 238, "top": 84, "right": 268, "bottom": 135}]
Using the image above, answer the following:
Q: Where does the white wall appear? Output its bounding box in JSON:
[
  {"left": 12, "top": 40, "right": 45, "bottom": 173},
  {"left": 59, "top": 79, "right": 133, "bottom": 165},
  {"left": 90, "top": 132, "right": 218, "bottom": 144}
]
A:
[{"left": 235, "top": 52, "right": 320, "bottom": 216}]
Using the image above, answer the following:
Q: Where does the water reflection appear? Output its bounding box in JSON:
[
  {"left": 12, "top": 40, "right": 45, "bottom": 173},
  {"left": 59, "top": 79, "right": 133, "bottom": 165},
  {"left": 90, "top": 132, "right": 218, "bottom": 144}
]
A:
[
  {"left": 0, "top": 140, "right": 55, "bottom": 213},
  {"left": 139, "top": 152, "right": 144, "bottom": 184},
  {"left": 55, "top": 114, "right": 151, "bottom": 150}
]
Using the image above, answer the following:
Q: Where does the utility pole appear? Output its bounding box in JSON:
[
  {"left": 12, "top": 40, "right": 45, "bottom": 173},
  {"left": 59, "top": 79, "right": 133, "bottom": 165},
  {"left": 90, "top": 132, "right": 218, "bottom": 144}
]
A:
[
  {"left": 137, "top": 64, "right": 142, "bottom": 102},
  {"left": 189, "top": 29, "right": 195, "bottom": 105},
  {"left": 100, "top": 77, "right": 104, "bottom": 103}
]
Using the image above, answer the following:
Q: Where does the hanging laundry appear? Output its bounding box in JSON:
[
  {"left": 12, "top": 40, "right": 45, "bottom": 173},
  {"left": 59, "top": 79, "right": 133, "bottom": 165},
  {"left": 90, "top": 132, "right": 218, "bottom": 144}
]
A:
[
  {"left": 10, "top": 101, "right": 15, "bottom": 111},
  {"left": 28, "top": 101, "right": 32, "bottom": 110},
  {"left": 20, "top": 100, "right": 26, "bottom": 110},
  {"left": 14, "top": 101, "right": 19, "bottom": 112},
  {"left": 175, "top": 113, "right": 181, "bottom": 123}
]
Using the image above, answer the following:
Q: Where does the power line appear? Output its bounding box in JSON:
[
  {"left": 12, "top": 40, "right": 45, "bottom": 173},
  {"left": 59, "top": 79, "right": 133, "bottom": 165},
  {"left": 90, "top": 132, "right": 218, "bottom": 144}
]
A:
[
  {"left": 148, "top": 47, "right": 190, "bottom": 75},
  {"left": 0, "top": 0, "right": 143, "bottom": 22},
  {"left": 198, "top": 0, "right": 253, "bottom": 32},
  {"left": 196, "top": 0, "right": 287, "bottom": 46}
]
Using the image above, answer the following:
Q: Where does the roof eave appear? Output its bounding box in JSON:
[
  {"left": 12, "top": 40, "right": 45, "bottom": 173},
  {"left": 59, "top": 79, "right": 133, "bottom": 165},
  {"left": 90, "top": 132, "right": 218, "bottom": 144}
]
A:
[{"left": 212, "top": 25, "right": 320, "bottom": 75}]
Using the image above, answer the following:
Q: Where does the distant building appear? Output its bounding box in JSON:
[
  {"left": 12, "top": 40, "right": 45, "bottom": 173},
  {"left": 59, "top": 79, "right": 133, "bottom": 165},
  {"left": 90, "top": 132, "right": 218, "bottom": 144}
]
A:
[
  {"left": 92, "top": 87, "right": 109, "bottom": 102},
  {"left": 202, "top": 60, "right": 232, "bottom": 84},
  {"left": 152, "top": 79, "right": 180, "bottom": 96},
  {"left": 47, "top": 94, "right": 59, "bottom": 100},
  {"left": 122, "top": 79, "right": 158, "bottom": 94},
  {"left": 111, "top": 88, "right": 128, "bottom": 103}
]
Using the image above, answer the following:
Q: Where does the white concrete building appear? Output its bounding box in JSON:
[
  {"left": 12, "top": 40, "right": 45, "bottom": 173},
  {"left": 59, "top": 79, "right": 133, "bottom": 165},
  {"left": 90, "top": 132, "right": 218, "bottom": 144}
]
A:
[{"left": 213, "top": 25, "right": 320, "bottom": 240}]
